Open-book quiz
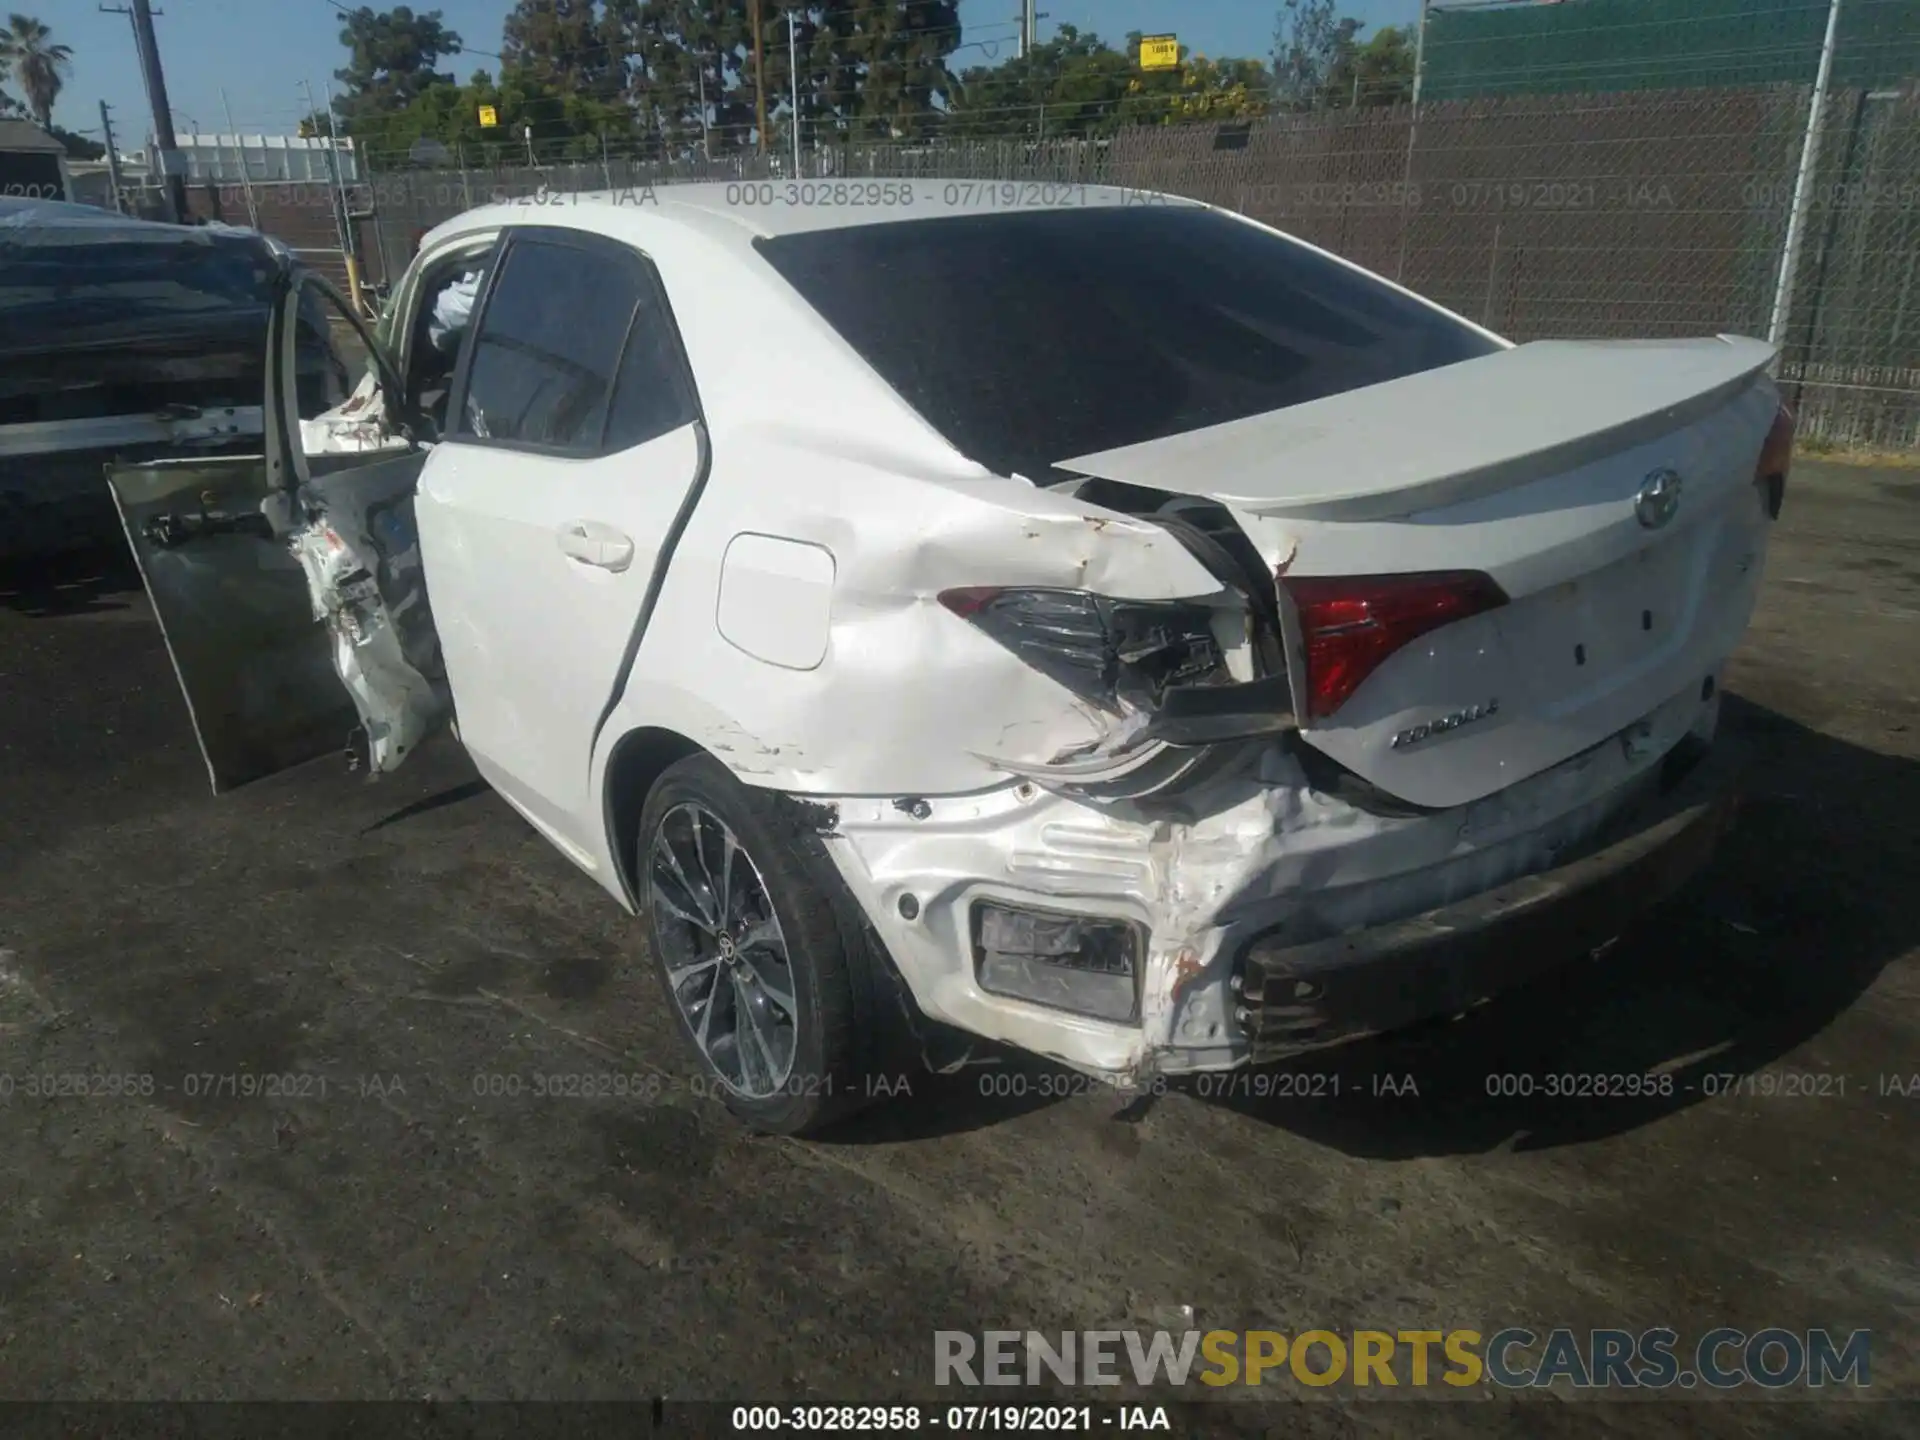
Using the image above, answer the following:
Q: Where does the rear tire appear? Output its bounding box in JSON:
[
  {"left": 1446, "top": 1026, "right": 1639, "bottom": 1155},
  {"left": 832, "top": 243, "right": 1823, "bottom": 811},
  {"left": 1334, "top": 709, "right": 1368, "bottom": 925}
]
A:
[{"left": 637, "top": 754, "right": 889, "bottom": 1135}]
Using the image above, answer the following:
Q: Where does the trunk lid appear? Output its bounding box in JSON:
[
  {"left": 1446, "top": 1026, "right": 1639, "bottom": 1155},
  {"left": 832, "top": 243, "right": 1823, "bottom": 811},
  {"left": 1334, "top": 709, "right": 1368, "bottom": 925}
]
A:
[
  {"left": 1056, "top": 336, "right": 1775, "bottom": 520},
  {"left": 1060, "top": 336, "right": 1783, "bottom": 810}
]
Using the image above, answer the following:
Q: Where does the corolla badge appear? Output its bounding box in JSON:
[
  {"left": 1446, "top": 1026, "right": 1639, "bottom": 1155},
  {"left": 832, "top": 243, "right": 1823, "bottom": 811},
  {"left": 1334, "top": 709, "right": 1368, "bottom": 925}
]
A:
[
  {"left": 1635, "top": 468, "right": 1683, "bottom": 529},
  {"left": 1391, "top": 698, "right": 1499, "bottom": 751}
]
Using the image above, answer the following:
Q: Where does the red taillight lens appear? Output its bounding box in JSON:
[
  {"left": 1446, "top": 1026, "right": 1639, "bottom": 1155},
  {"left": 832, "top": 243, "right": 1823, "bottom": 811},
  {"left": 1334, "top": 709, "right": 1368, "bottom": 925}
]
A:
[
  {"left": 1282, "top": 571, "right": 1508, "bottom": 722},
  {"left": 937, "top": 586, "right": 1002, "bottom": 619},
  {"left": 1757, "top": 401, "right": 1794, "bottom": 519}
]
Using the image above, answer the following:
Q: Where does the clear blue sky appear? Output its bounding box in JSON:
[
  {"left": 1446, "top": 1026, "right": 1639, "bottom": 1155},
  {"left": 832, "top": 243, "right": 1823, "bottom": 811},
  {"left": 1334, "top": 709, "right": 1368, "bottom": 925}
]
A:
[{"left": 47, "top": 0, "right": 1423, "bottom": 145}]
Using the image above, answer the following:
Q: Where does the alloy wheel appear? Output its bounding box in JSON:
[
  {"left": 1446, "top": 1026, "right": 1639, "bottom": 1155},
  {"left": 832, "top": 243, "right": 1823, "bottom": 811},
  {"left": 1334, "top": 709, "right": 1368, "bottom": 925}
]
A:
[{"left": 647, "top": 801, "right": 798, "bottom": 1098}]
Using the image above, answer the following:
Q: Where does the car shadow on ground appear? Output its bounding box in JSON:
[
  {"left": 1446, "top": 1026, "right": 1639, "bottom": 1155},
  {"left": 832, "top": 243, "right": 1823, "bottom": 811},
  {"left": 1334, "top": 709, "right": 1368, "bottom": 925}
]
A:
[
  {"left": 1187, "top": 694, "right": 1919, "bottom": 1156},
  {"left": 819, "top": 1030, "right": 1087, "bottom": 1143},
  {"left": 0, "top": 547, "right": 143, "bottom": 618},
  {"left": 361, "top": 777, "right": 493, "bottom": 833}
]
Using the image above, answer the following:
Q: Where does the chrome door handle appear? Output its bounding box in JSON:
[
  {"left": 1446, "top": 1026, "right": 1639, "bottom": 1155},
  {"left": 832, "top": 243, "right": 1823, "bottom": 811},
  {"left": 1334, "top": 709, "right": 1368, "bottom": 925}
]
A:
[{"left": 556, "top": 520, "right": 635, "bottom": 573}]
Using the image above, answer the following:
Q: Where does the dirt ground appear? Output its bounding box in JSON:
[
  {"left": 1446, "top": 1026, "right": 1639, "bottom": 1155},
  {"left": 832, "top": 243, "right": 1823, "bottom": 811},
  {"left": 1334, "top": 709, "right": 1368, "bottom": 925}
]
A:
[{"left": 0, "top": 460, "right": 1916, "bottom": 1435}]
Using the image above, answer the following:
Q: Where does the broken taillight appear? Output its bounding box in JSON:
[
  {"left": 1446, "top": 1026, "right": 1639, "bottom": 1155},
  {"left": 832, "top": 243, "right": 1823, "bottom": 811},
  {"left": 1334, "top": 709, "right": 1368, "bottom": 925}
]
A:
[
  {"left": 938, "top": 586, "right": 1227, "bottom": 714},
  {"left": 1757, "top": 401, "right": 1794, "bottom": 519},
  {"left": 1282, "top": 571, "right": 1508, "bottom": 722}
]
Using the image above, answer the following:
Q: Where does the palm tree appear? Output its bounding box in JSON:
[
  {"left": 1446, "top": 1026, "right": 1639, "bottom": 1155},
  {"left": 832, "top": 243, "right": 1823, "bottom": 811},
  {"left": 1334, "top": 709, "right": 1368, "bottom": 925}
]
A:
[{"left": 0, "top": 14, "right": 72, "bottom": 128}]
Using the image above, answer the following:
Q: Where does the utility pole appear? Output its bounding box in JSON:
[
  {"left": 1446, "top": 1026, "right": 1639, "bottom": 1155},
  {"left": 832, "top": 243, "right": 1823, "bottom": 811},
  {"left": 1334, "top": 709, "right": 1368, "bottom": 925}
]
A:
[
  {"left": 1396, "top": 0, "right": 1433, "bottom": 283},
  {"left": 787, "top": 8, "right": 800, "bottom": 178},
  {"left": 97, "top": 4, "right": 160, "bottom": 120},
  {"left": 1411, "top": 0, "right": 1430, "bottom": 107},
  {"left": 219, "top": 87, "right": 259, "bottom": 229},
  {"left": 1015, "top": 4, "right": 1047, "bottom": 63},
  {"left": 750, "top": 0, "right": 769, "bottom": 155},
  {"left": 98, "top": 102, "right": 128, "bottom": 213},
  {"left": 102, "top": 0, "right": 187, "bottom": 223},
  {"left": 1769, "top": 0, "right": 1844, "bottom": 350},
  {"left": 698, "top": 65, "right": 712, "bottom": 160}
]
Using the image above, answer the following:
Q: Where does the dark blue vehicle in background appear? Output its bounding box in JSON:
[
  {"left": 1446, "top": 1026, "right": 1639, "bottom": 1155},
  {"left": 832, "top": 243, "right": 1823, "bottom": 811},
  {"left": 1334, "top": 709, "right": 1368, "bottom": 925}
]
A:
[{"left": 0, "top": 199, "right": 345, "bottom": 565}]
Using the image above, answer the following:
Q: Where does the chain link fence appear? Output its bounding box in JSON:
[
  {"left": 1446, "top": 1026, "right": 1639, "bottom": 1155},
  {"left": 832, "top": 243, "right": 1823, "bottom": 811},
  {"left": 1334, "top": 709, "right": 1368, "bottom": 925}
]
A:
[
  {"left": 331, "top": 83, "right": 1920, "bottom": 453},
  {"left": 1773, "top": 86, "right": 1920, "bottom": 450}
]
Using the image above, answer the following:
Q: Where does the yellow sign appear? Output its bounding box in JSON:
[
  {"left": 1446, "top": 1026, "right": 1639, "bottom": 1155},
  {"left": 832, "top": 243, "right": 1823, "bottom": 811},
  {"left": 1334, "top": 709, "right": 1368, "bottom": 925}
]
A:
[
  {"left": 1139, "top": 34, "right": 1179, "bottom": 70},
  {"left": 477, "top": 105, "right": 499, "bottom": 128}
]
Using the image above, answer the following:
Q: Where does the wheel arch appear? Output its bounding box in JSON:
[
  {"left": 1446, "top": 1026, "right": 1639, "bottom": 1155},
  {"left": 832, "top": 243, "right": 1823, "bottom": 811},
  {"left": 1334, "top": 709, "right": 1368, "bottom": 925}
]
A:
[{"left": 602, "top": 724, "right": 708, "bottom": 909}]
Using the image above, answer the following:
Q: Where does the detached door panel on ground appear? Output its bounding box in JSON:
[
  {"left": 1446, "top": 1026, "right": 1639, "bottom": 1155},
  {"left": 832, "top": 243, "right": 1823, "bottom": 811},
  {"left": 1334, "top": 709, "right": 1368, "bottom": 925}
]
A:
[{"left": 415, "top": 228, "right": 704, "bottom": 859}]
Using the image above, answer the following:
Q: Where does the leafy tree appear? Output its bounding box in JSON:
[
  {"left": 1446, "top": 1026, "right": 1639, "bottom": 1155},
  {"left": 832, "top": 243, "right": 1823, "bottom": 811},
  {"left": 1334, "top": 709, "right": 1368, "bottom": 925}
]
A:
[
  {"left": 1325, "top": 24, "right": 1414, "bottom": 107},
  {"left": 1271, "top": 0, "right": 1359, "bottom": 110},
  {"left": 470, "top": 65, "right": 639, "bottom": 158},
  {"left": 603, "top": 0, "right": 755, "bottom": 156},
  {"left": 947, "top": 24, "right": 1132, "bottom": 139},
  {"left": 51, "top": 120, "right": 103, "bottom": 158},
  {"left": 599, "top": 0, "right": 961, "bottom": 155},
  {"left": 333, "top": 6, "right": 464, "bottom": 128},
  {"left": 809, "top": 0, "right": 961, "bottom": 141},
  {"left": 1115, "top": 34, "right": 1269, "bottom": 125},
  {"left": 339, "top": 63, "right": 642, "bottom": 165},
  {"left": 1153, "top": 54, "right": 1270, "bottom": 123},
  {"left": 0, "top": 13, "right": 73, "bottom": 127},
  {"left": 948, "top": 27, "right": 1266, "bottom": 138},
  {"left": 503, "top": 0, "right": 626, "bottom": 102},
  {"left": 333, "top": 0, "right": 1278, "bottom": 167}
]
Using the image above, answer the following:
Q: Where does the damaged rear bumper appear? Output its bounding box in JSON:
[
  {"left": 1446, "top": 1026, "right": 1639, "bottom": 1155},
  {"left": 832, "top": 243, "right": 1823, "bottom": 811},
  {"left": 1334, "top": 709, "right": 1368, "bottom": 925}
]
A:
[
  {"left": 817, "top": 685, "right": 1733, "bottom": 1082},
  {"left": 1235, "top": 737, "right": 1739, "bottom": 1059}
]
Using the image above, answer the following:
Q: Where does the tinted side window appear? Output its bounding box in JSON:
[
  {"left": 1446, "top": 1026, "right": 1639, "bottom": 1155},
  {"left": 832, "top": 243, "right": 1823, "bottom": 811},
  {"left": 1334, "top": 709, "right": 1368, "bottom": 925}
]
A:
[
  {"left": 457, "top": 236, "right": 641, "bottom": 450},
  {"left": 603, "top": 287, "right": 695, "bottom": 452}
]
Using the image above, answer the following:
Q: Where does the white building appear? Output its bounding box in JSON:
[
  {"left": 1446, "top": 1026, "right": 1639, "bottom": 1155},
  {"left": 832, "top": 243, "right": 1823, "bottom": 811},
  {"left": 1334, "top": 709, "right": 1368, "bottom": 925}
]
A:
[{"left": 170, "top": 133, "right": 362, "bottom": 183}]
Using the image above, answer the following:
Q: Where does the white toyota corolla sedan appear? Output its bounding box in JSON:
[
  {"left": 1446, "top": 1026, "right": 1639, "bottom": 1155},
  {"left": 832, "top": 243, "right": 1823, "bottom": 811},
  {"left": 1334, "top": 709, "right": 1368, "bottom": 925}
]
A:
[{"left": 111, "top": 182, "right": 1793, "bottom": 1134}]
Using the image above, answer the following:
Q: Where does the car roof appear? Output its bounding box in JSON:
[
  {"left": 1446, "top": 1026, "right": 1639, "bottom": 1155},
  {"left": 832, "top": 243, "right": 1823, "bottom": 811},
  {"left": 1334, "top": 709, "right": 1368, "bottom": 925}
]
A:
[
  {"left": 0, "top": 196, "right": 243, "bottom": 242},
  {"left": 422, "top": 178, "right": 1207, "bottom": 255}
]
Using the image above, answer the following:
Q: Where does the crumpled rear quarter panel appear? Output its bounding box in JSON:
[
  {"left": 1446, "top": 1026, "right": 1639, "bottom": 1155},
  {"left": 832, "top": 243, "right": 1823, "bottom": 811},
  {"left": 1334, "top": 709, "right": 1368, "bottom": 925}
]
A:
[{"left": 605, "top": 428, "right": 1227, "bottom": 798}]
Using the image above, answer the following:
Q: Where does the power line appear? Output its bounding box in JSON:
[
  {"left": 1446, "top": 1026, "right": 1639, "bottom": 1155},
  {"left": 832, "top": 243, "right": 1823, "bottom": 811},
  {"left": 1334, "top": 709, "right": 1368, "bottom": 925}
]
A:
[{"left": 100, "top": 0, "right": 189, "bottom": 223}]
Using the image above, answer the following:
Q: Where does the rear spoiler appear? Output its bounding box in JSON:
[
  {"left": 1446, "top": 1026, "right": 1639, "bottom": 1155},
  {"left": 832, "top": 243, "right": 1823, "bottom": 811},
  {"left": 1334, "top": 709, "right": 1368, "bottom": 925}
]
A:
[{"left": 1057, "top": 335, "right": 1778, "bottom": 522}]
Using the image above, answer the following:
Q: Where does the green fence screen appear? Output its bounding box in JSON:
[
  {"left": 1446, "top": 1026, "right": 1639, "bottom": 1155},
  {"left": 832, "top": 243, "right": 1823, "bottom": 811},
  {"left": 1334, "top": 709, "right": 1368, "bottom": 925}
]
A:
[{"left": 1424, "top": 0, "right": 1920, "bottom": 100}]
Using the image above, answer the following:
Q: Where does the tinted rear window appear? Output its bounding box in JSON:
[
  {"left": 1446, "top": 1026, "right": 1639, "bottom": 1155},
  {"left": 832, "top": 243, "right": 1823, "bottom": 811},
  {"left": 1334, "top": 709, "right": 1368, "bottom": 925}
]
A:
[{"left": 755, "top": 206, "right": 1500, "bottom": 479}]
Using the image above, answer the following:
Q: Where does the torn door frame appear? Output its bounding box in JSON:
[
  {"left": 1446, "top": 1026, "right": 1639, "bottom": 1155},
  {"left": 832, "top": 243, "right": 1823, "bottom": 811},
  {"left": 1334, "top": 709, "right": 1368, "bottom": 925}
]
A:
[{"left": 263, "top": 267, "right": 449, "bottom": 773}]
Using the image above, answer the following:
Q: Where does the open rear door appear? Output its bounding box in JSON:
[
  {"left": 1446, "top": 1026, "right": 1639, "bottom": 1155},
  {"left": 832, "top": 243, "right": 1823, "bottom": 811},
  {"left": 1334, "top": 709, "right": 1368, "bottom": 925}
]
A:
[{"left": 109, "top": 267, "right": 448, "bottom": 792}]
